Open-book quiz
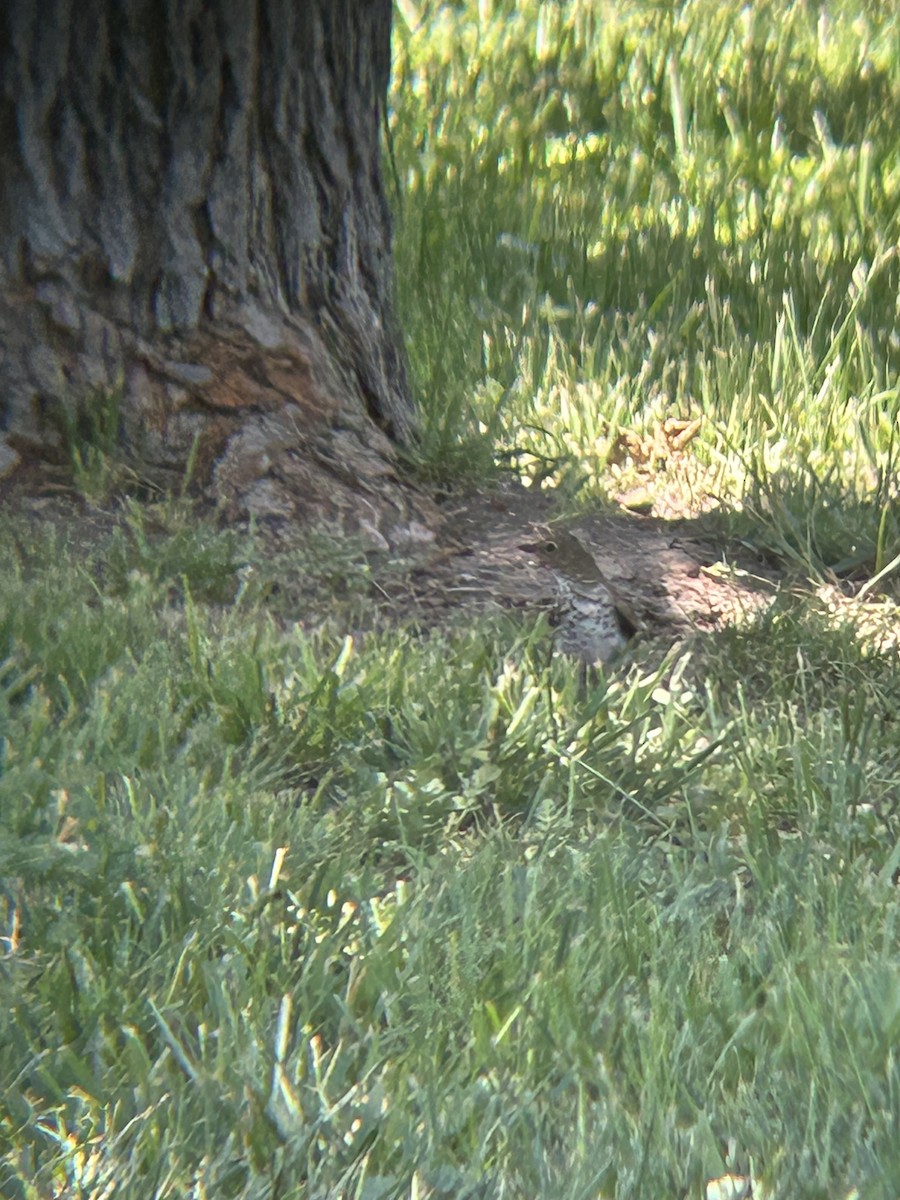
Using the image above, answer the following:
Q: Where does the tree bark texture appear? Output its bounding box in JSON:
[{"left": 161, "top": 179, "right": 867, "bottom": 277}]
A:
[{"left": 0, "top": 0, "right": 420, "bottom": 537}]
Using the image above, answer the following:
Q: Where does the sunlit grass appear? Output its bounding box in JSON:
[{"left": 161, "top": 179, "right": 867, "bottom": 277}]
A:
[{"left": 392, "top": 0, "right": 900, "bottom": 578}]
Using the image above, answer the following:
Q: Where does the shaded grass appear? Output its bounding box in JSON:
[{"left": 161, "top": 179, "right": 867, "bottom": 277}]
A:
[
  {"left": 2, "top": 513, "right": 900, "bottom": 1198},
  {"left": 4, "top": 1, "right": 900, "bottom": 1196}
]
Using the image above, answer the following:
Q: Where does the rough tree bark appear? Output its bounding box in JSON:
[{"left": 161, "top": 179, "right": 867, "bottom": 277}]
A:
[{"left": 0, "top": 0, "right": 425, "bottom": 543}]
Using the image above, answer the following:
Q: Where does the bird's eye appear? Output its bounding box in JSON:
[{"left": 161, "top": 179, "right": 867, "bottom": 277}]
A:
[{"left": 543, "top": 541, "right": 558, "bottom": 554}]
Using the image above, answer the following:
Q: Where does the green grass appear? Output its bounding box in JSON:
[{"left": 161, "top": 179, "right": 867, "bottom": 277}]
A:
[
  {"left": 5, "top": 516, "right": 900, "bottom": 1200},
  {"left": 3, "top": 516, "right": 900, "bottom": 1198},
  {"left": 392, "top": 0, "right": 900, "bottom": 574},
  {"left": 3, "top": 2, "right": 900, "bottom": 1197}
]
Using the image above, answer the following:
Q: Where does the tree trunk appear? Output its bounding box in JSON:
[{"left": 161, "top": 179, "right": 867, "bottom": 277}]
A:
[{"left": 0, "top": 0, "right": 422, "bottom": 541}]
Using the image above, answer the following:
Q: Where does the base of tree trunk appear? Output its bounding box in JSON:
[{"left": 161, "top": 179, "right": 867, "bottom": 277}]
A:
[
  {"left": 0, "top": 0, "right": 425, "bottom": 547},
  {"left": 0, "top": 286, "right": 432, "bottom": 548}
]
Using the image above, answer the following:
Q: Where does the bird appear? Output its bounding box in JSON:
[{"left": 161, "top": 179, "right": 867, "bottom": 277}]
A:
[{"left": 519, "top": 526, "right": 637, "bottom": 672}]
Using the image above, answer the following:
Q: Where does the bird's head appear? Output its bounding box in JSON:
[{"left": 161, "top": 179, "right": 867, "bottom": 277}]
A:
[
  {"left": 519, "top": 525, "right": 603, "bottom": 582},
  {"left": 520, "top": 524, "right": 639, "bottom": 637}
]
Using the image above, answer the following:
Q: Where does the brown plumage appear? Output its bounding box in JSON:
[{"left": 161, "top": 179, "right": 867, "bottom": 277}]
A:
[{"left": 520, "top": 526, "right": 637, "bottom": 667}]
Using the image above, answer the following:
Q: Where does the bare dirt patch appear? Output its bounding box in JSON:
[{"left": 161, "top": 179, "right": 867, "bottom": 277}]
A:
[
  {"left": 364, "top": 482, "right": 780, "bottom": 647},
  {"left": 1, "top": 465, "right": 780, "bottom": 650}
]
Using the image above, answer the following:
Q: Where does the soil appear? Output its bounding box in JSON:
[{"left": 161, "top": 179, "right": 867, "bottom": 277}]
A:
[
  {"left": 0, "top": 463, "right": 781, "bottom": 652},
  {"left": 383, "top": 480, "right": 780, "bottom": 643}
]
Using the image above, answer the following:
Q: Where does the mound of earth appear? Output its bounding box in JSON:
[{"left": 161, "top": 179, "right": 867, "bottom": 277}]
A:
[
  {"left": 1, "top": 463, "right": 779, "bottom": 651},
  {"left": 369, "top": 482, "right": 778, "bottom": 645}
]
